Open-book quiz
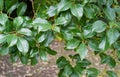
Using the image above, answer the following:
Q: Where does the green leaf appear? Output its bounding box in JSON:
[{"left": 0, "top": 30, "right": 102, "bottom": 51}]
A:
[
  {"left": 7, "top": 34, "right": 18, "bottom": 47},
  {"left": 18, "top": 28, "right": 32, "bottom": 36},
  {"left": 33, "top": 18, "right": 52, "bottom": 32},
  {"left": 53, "top": 26, "right": 60, "bottom": 33},
  {"left": 20, "top": 55, "right": 28, "bottom": 64},
  {"left": 56, "top": 56, "right": 69, "bottom": 69},
  {"left": 76, "top": 43, "right": 88, "bottom": 60},
  {"left": 0, "top": 14, "right": 8, "bottom": 26},
  {"left": 100, "top": 53, "right": 116, "bottom": 67},
  {"left": 46, "top": 47, "right": 57, "bottom": 55},
  {"left": 62, "top": 30, "right": 73, "bottom": 40},
  {"left": 7, "top": 3, "right": 19, "bottom": 14},
  {"left": 47, "top": 5, "right": 57, "bottom": 17},
  {"left": 17, "top": 38, "right": 29, "bottom": 53},
  {"left": 70, "top": 72, "right": 79, "bottom": 77},
  {"left": 86, "top": 68, "right": 100, "bottom": 77},
  {"left": 88, "top": 40, "right": 100, "bottom": 51},
  {"left": 38, "top": 33, "right": 47, "bottom": 43},
  {"left": 17, "top": 2, "right": 27, "bottom": 16},
  {"left": 0, "top": 34, "right": 6, "bottom": 43},
  {"left": 107, "top": 29, "right": 119, "bottom": 45},
  {"left": 55, "top": 17, "right": 67, "bottom": 25},
  {"left": 84, "top": 5, "right": 95, "bottom": 19},
  {"left": 76, "top": 59, "right": 91, "bottom": 67},
  {"left": 30, "top": 56, "right": 38, "bottom": 65},
  {"left": 92, "top": 20, "right": 107, "bottom": 33},
  {"left": 71, "top": 4, "right": 83, "bottom": 20},
  {"left": 0, "top": 47, "right": 9, "bottom": 55},
  {"left": 57, "top": 0, "right": 71, "bottom": 13},
  {"left": 0, "top": 0, "right": 3, "bottom": 11},
  {"left": 39, "top": 49, "right": 47, "bottom": 61},
  {"left": 13, "top": 16, "right": 23, "bottom": 27},
  {"left": 107, "top": 71, "right": 118, "bottom": 77},
  {"left": 74, "top": 64, "right": 83, "bottom": 75},
  {"left": 66, "top": 39, "right": 80, "bottom": 49},
  {"left": 99, "top": 37, "right": 110, "bottom": 51},
  {"left": 63, "top": 64, "right": 73, "bottom": 76},
  {"left": 43, "top": 31, "right": 54, "bottom": 46},
  {"left": 104, "top": 6, "right": 116, "bottom": 21}
]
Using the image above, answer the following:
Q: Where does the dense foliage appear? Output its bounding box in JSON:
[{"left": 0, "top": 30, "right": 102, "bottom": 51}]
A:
[{"left": 0, "top": 0, "right": 120, "bottom": 77}]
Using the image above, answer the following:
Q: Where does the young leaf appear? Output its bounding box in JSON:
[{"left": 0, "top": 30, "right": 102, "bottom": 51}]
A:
[
  {"left": 92, "top": 20, "right": 107, "bottom": 33},
  {"left": 17, "top": 2, "right": 27, "bottom": 16},
  {"left": 76, "top": 43, "right": 88, "bottom": 60},
  {"left": 107, "top": 29, "right": 119, "bottom": 45},
  {"left": 17, "top": 38, "right": 29, "bottom": 53},
  {"left": 71, "top": 4, "right": 83, "bottom": 20}
]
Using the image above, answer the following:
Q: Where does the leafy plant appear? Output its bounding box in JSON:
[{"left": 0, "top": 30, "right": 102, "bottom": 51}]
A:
[{"left": 0, "top": 0, "right": 120, "bottom": 77}]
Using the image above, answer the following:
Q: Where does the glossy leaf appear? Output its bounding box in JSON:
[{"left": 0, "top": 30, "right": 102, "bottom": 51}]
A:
[
  {"left": 13, "top": 16, "right": 23, "bottom": 27},
  {"left": 33, "top": 18, "right": 52, "bottom": 32},
  {"left": 17, "top": 38, "right": 29, "bottom": 53},
  {"left": 47, "top": 5, "right": 57, "bottom": 17},
  {"left": 92, "top": 20, "right": 107, "bottom": 33},
  {"left": 104, "top": 6, "right": 116, "bottom": 21},
  {"left": 71, "top": 4, "right": 83, "bottom": 20},
  {"left": 0, "top": 14, "right": 8, "bottom": 26},
  {"left": 7, "top": 34, "right": 18, "bottom": 47},
  {"left": 55, "top": 17, "right": 67, "bottom": 25},
  {"left": 18, "top": 28, "right": 32, "bottom": 36},
  {"left": 66, "top": 39, "right": 80, "bottom": 49},
  {"left": 76, "top": 43, "right": 88, "bottom": 60},
  {"left": 57, "top": 0, "right": 71, "bottom": 13},
  {"left": 107, "top": 29, "right": 119, "bottom": 45},
  {"left": 99, "top": 37, "right": 110, "bottom": 51}
]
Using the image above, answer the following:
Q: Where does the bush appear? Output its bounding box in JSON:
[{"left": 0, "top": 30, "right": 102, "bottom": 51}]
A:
[{"left": 0, "top": 0, "right": 120, "bottom": 77}]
